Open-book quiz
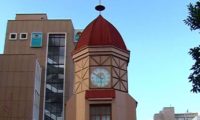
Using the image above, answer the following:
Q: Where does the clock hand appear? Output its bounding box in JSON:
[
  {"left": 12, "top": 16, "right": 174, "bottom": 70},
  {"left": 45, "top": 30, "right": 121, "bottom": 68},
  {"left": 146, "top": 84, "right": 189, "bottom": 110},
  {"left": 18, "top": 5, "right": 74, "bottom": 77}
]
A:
[
  {"left": 93, "top": 72, "right": 101, "bottom": 79},
  {"left": 92, "top": 73, "right": 101, "bottom": 86},
  {"left": 99, "top": 73, "right": 105, "bottom": 87}
]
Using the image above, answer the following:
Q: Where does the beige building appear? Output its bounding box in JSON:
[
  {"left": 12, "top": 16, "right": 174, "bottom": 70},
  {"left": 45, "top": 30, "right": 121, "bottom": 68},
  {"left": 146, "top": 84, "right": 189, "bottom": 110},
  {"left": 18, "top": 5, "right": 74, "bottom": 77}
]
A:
[
  {"left": 0, "top": 54, "right": 41, "bottom": 120},
  {"left": 0, "top": 10, "right": 137, "bottom": 120},
  {"left": 154, "top": 107, "right": 198, "bottom": 120},
  {"left": 0, "top": 14, "right": 76, "bottom": 120},
  {"left": 66, "top": 15, "right": 137, "bottom": 120}
]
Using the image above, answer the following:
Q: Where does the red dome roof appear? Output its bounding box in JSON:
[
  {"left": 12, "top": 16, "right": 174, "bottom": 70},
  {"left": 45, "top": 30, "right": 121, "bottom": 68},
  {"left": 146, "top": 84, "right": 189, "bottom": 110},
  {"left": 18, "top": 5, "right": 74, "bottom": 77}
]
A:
[{"left": 74, "top": 15, "right": 128, "bottom": 52}]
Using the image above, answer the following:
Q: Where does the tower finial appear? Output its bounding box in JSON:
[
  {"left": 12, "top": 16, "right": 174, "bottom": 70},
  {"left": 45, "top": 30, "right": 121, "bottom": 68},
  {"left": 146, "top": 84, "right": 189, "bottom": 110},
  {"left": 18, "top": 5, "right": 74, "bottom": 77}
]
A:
[{"left": 95, "top": 0, "right": 105, "bottom": 14}]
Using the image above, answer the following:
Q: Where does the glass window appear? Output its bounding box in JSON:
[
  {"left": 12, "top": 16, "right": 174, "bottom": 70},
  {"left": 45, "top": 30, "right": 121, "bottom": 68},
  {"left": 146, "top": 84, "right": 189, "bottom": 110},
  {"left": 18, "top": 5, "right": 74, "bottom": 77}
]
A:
[
  {"left": 59, "top": 56, "right": 65, "bottom": 64},
  {"left": 9, "top": 33, "right": 17, "bottom": 40},
  {"left": 60, "top": 38, "right": 65, "bottom": 46},
  {"left": 90, "top": 104, "right": 111, "bottom": 120},
  {"left": 48, "top": 34, "right": 65, "bottom": 47},
  {"left": 48, "top": 49, "right": 54, "bottom": 56},
  {"left": 74, "top": 29, "right": 83, "bottom": 42},
  {"left": 20, "top": 33, "right": 28, "bottom": 39},
  {"left": 75, "top": 32, "right": 82, "bottom": 42},
  {"left": 45, "top": 34, "right": 66, "bottom": 119}
]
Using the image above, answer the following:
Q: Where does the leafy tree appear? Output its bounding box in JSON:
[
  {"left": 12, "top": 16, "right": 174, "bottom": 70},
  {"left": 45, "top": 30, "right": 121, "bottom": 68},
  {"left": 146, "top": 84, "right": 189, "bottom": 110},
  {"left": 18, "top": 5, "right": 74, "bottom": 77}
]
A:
[
  {"left": 188, "top": 46, "right": 200, "bottom": 93},
  {"left": 184, "top": 0, "right": 200, "bottom": 93}
]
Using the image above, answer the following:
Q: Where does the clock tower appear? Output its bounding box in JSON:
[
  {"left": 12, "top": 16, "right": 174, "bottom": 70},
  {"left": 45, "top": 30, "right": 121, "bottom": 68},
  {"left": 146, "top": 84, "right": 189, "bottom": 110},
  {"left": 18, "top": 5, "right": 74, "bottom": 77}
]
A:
[{"left": 66, "top": 5, "right": 137, "bottom": 120}]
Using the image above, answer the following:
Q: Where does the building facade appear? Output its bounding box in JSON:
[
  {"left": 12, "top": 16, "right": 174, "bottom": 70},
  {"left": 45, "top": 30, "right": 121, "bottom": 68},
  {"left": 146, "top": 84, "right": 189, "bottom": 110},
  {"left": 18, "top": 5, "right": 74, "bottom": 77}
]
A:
[
  {"left": 0, "top": 54, "right": 41, "bottom": 120},
  {"left": 0, "top": 14, "right": 76, "bottom": 120},
  {"left": 192, "top": 116, "right": 200, "bottom": 120},
  {"left": 154, "top": 107, "right": 198, "bottom": 120},
  {"left": 0, "top": 12, "right": 137, "bottom": 120},
  {"left": 66, "top": 15, "right": 137, "bottom": 120}
]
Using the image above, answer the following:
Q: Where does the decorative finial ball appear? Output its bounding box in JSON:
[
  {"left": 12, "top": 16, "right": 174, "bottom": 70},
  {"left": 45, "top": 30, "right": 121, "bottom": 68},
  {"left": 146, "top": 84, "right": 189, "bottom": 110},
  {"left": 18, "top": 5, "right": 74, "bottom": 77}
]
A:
[{"left": 95, "top": 5, "right": 105, "bottom": 11}]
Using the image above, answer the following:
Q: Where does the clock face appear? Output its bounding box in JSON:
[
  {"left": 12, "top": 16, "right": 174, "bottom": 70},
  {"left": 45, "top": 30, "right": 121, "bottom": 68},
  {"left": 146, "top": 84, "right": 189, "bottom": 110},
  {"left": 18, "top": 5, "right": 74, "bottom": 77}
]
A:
[{"left": 91, "top": 67, "right": 111, "bottom": 88}]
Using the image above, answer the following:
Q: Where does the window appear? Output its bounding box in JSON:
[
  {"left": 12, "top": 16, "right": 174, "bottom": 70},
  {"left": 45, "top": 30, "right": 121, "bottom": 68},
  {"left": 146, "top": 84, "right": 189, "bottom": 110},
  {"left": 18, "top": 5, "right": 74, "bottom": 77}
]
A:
[
  {"left": 9, "top": 33, "right": 17, "bottom": 40},
  {"left": 44, "top": 34, "right": 66, "bottom": 119},
  {"left": 20, "top": 33, "right": 28, "bottom": 39},
  {"left": 90, "top": 104, "right": 111, "bottom": 120},
  {"left": 31, "top": 32, "right": 43, "bottom": 47},
  {"left": 74, "top": 31, "right": 82, "bottom": 42},
  {"left": 74, "top": 29, "right": 83, "bottom": 42}
]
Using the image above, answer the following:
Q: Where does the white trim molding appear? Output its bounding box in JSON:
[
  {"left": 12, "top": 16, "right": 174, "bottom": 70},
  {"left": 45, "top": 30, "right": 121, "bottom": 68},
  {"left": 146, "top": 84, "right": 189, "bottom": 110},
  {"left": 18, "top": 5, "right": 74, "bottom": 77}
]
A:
[
  {"left": 20, "top": 32, "right": 28, "bottom": 40},
  {"left": 9, "top": 33, "right": 17, "bottom": 40}
]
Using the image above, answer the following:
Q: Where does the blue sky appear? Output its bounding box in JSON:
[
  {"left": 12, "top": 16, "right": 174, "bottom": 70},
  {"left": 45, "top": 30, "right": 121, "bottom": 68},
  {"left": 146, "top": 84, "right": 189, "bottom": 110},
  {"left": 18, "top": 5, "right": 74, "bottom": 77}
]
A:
[{"left": 0, "top": 0, "right": 200, "bottom": 120}]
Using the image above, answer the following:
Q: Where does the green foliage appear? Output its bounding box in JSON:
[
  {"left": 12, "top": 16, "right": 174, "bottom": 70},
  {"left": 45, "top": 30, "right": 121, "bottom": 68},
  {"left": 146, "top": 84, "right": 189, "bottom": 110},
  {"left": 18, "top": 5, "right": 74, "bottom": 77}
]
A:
[
  {"left": 184, "top": 1, "right": 200, "bottom": 31},
  {"left": 188, "top": 46, "right": 200, "bottom": 93},
  {"left": 184, "top": 1, "right": 200, "bottom": 93}
]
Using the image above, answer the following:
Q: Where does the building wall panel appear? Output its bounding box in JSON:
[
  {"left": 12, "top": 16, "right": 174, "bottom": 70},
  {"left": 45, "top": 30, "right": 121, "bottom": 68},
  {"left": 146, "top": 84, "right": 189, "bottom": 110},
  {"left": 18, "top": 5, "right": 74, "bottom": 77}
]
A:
[
  {"left": 3, "top": 14, "right": 75, "bottom": 120},
  {"left": 0, "top": 54, "right": 37, "bottom": 120}
]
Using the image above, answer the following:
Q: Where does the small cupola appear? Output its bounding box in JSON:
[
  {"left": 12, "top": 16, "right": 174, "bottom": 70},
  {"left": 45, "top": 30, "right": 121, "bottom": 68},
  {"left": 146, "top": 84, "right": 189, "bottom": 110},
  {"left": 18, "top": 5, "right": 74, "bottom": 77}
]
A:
[{"left": 74, "top": 15, "right": 128, "bottom": 52}]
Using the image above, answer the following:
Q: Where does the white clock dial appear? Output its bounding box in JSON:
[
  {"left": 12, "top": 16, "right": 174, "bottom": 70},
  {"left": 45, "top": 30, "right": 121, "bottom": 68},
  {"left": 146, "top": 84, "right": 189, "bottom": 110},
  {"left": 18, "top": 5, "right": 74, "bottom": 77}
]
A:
[{"left": 91, "top": 67, "right": 111, "bottom": 87}]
